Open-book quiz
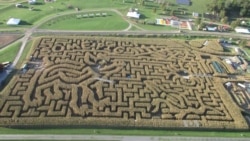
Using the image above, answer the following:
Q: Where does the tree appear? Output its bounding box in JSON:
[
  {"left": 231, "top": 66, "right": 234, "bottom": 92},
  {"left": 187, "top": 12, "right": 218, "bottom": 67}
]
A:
[
  {"left": 153, "top": 7, "right": 157, "bottom": 13},
  {"left": 219, "top": 10, "right": 226, "bottom": 19},
  {"left": 221, "top": 16, "right": 228, "bottom": 24},
  {"left": 230, "top": 19, "right": 241, "bottom": 29},
  {"left": 200, "top": 22, "right": 206, "bottom": 29},
  {"left": 240, "top": 40, "right": 247, "bottom": 48},
  {"left": 195, "top": 17, "right": 201, "bottom": 26},
  {"left": 240, "top": 8, "right": 247, "bottom": 17},
  {"left": 170, "top": 9, "right": 174, "bottom": 16},
  {"left": 161, "top": 1, "right": 167, "bottom": 11}
]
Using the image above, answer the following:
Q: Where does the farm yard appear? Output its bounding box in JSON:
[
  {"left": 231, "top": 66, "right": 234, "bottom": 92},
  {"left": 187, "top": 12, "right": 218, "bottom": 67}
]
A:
[{"left": 0, "top": 36, "right": 248, "bottom": 129}]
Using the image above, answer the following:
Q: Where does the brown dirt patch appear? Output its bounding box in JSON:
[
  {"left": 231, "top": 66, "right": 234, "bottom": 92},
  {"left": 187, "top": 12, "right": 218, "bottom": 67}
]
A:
[{"left": 0, "top": 34, "right": 23, "bottom": 48}]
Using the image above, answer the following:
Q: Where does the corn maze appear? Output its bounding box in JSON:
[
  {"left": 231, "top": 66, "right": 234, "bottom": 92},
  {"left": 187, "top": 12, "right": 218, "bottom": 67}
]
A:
[{"left": 0, "top": 37, "right": 248, "bottom": 129}]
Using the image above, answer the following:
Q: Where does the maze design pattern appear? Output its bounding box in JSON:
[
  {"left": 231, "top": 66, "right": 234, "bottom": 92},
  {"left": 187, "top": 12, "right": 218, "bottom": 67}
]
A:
[{"left": 0, "top": 37, "right": 244, "bottom": 128}]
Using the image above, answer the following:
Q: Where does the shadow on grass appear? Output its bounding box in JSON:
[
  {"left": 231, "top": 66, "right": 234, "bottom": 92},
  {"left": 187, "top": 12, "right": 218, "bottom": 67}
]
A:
[
  {"left": 19, "top": 20, "right": 32, "bottom": 25},
  {"left": 32, "top": 2, "right": 44, "bottom": 5},
  {"left": 139, "top": 14, "right": 148, "bottom": 19},
  {"left": 32, "top": 9, "right": 41, "bottom": 11}
]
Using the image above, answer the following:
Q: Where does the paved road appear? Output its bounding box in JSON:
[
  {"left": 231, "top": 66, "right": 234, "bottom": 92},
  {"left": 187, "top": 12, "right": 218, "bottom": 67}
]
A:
[{"left": 0, "top": 135, "right": 249, "bottom": 141}]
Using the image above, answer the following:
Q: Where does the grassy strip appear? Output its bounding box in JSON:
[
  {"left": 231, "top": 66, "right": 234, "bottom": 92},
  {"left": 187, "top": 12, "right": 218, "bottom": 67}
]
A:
[
  {"left": 15, "top": 39, "right": 34, "bottom": 68},
  {"left": 0, "top": 127, "right": 249, "bottom": 138},
  {"left": 0, "top": 41, "right": 21, "bottom": 63}
]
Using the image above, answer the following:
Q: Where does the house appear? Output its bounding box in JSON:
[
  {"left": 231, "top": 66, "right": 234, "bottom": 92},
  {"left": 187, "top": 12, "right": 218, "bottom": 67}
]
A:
[
  {"left": 235, "top": 27, "right": 250, "bottom": 34},
  {"left": 6, "top": 18, "right": 21, "bottom": 25},
  {"left": 176, "top": 0, "right": 190, "bottom": 5}
]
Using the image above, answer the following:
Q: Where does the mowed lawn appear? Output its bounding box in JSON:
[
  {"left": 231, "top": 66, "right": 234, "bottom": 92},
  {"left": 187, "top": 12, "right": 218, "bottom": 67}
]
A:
[
  {"left": 40, "top": 11, "right": 129, "bottom": 30},
  {"left": 0, "top": 127, "right": 250, "bottom": 138},
  {"left": 0, "top": 0, "right": 126, "bottom": 28},
  {"left": 0, "top": 42, "right": 21, "bottom": 63}
]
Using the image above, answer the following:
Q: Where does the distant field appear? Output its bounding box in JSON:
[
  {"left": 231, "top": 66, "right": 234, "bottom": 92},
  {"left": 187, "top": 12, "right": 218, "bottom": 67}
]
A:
[{"left": 39, "top": 11, "right": 129, "bottom": 30}]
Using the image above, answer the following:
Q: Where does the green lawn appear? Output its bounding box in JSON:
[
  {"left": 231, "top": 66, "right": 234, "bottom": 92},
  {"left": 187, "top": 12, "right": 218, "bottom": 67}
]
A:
[
  {"left": 0, "top": 41, "right": 21, "bottom": 63},
  {"left": 0, "top": 127, "right": 249, "bottom": 138},
  {"left": 0, "top": 0, "right": 213, "bottom": 28},
  {"left": 39, "top": 11, "right": 129, "bottom": 30},
  {"left": 0, "top": 0, "right": 127, "bottom": 28}
]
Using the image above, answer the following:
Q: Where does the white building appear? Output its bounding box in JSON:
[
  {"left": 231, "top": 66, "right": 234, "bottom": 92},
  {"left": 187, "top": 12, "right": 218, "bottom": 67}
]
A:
[
  {"left": 127, "top": 11, "right": 140, "bottom": 19},
  {"left": 235, "top": 27, "right": 250, "bottom": 34},
  {"left": 6, "top": 18, "right": 21, "bottom": 25},
  {"left": 28, "top": 0, "right": 36, "bottom": 4}
]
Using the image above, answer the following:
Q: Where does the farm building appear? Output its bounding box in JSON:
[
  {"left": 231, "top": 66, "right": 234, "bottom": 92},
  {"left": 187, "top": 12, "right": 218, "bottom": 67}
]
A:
[
  {"left": 176, "top": 0, "right": 190, "bottom": 5},
  {"left": 28, "top": 0, "right": 36, "bottom": 4},
  {"left": 6, "top": 18, "right": 21, "bottom": 25},
  {"left": 156, "top": 19, "right": 171, "bottom": 25},
  {"left": 170, "top": 20, "right": 179, "bottom": 28},
  {"left": 127, "top": 8, "right": 140, "bottom": 19},
  {"left": 127, "top": 11, "right": 140, "bottom": 19},
  {"left": 235, "top": 27, "right": 250, "bottom": 34},
  {"left": 205, "top": 26, "right": 217, "bottom": 31},
  {"left": 156, "top": 18, "right": 192, "bottom": 30},
  {"left": 192, "top": 12, "right": 199, "bottom": 18}
]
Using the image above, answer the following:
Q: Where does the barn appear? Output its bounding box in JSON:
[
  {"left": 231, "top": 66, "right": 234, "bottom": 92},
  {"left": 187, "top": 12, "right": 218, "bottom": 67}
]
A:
[{"left": 176, "top": 0, "right": 190, "bottom": 5}]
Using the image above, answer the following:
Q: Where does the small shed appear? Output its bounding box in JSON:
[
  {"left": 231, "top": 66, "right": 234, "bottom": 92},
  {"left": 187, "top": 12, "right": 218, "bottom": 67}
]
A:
[
  {"left": 6, "top": 18, "right": 21, "bottom": 25},
  {"left": 192, "top": 12, "right": 199, "bottom": 18},
  {"left": 127, "top": 11, "right": 140, "bottom": 19},
  {"left": 176, "top": 0, "right": 190, "bottom": 5}
]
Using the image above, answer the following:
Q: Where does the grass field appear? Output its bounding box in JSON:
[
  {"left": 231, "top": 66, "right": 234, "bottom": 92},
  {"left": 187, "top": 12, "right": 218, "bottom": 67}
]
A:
[
  {"left": 0, "top": 0, "right": 213, "bottom": 29},
  {"left": 0, "top": 127, "right": 249, "bottom": 138},
  {"left": 0, "top": 0, "right": 126, "bottom": 28},
  {"left": 0, "top": 42, "right": 21, "bottom": 63},
  {"left": 39, "top": 11, "right": 129, "bottom": 30}
]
